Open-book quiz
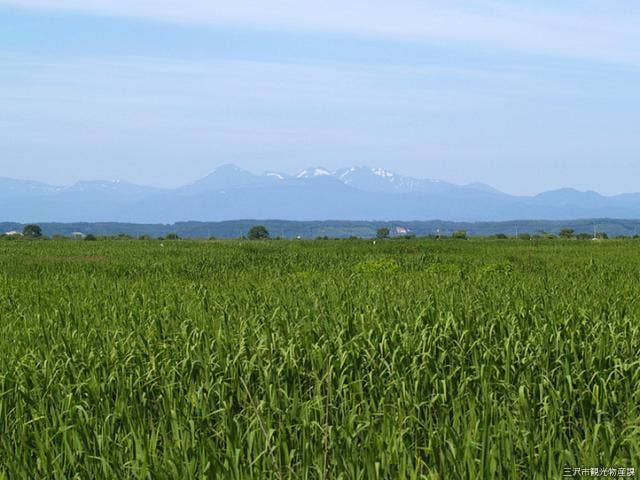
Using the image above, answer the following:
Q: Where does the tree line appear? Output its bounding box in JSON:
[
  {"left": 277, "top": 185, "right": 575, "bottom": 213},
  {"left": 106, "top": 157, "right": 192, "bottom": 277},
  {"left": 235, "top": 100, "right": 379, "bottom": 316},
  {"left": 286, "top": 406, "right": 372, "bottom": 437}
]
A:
[{"left": 0, "top": 224, "right": 623, "bottom": 241}]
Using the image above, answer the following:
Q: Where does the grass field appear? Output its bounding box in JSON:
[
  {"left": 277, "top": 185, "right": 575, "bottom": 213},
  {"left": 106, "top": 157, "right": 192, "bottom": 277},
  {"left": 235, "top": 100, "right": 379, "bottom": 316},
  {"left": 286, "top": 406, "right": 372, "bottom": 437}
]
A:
[{"left": 0, "top": 238, "right": 639, "bottom": 478}]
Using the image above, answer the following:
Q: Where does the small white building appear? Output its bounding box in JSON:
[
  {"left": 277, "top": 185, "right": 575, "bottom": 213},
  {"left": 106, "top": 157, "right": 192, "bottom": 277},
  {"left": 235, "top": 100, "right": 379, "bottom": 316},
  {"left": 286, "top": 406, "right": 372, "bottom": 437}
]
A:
[
  {"left": 71, "top": 232, "right": 86, "bottom": 240},
  {"left": 4, "top": 231, "right": 22, "bottom": 236},
  {"left": 395, "top": 226, "right": 410, "bottom": 236}
]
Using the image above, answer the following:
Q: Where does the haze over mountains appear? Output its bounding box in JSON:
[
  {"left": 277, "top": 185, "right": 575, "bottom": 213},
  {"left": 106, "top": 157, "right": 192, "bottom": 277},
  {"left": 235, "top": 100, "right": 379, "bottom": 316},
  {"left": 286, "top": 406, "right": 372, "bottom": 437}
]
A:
[{"left": 3, "top": 165, "right": 640, "bottom": 223}]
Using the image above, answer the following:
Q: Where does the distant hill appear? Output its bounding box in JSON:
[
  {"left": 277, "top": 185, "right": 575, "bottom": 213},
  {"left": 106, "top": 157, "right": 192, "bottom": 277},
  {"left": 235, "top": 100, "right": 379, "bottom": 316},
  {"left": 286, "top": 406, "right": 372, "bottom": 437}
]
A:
[
  {"left": 2, "top": 218, "right": 640, "bottom": 239},
  {"left": 3, "top": 165, "right": 640, "bottom": 223}
]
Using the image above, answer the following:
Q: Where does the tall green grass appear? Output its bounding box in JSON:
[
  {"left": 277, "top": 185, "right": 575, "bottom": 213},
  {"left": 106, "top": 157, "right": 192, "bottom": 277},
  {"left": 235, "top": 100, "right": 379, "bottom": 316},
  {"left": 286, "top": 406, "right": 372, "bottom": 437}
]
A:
[{"left": 0, "top": 238, "right": 638, "bottom": 478}]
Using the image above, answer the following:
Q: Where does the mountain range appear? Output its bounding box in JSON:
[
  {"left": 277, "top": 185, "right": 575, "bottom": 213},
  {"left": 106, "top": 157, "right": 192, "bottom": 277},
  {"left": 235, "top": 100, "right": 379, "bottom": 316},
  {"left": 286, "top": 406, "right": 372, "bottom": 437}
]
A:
[{"left": 3, "top": 165, "right": 640, "bottom": 223}]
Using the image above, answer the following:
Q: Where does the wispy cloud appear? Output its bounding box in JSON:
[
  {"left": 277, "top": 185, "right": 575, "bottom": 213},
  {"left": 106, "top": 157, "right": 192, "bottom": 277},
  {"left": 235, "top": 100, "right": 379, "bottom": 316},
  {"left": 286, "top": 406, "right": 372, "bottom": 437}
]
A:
[{"left": 3, "top": 0, "right": 640, "bottom": 65}]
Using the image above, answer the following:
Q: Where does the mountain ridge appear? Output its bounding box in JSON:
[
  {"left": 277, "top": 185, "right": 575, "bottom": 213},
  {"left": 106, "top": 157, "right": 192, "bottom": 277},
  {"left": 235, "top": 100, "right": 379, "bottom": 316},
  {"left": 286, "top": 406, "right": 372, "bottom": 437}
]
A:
[{"left": 3, "top": 165, "right": 640, "bottom": 223}]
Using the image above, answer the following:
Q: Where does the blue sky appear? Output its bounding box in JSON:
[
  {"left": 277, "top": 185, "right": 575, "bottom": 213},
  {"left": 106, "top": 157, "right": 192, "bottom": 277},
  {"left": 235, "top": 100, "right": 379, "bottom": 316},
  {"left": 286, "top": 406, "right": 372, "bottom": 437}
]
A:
[{"left": 1, "top": 1, "right": 639, "bottom": 195}]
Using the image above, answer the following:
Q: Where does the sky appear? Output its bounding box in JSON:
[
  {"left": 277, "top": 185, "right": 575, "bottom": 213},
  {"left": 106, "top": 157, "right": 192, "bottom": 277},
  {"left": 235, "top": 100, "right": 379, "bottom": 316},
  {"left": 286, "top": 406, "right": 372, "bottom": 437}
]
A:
[{"left": 1, "top": 1, "right": 639, "bottom": 195}]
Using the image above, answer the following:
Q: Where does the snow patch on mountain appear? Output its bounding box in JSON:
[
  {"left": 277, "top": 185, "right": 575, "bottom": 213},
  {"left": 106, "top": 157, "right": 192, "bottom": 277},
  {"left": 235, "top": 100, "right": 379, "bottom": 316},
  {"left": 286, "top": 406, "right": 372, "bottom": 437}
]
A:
[
  {"left": 372, "top": 168, "right": 394, "bottom": 179},
  {"left": 296, "top": 167, "right": 332, "bottom": 178},
  {"left": 265, "top": 172, "right": 285, "bottom": 180}
]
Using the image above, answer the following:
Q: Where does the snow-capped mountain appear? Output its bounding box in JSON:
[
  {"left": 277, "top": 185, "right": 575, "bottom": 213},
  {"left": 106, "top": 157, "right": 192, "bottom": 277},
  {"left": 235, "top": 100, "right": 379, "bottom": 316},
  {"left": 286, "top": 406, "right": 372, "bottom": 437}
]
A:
[
  {"left": 334, "top": 166, "right": 443, "bottom": 194},
  {"left": 294, "top": 166, "right": 506, "bottom": 196},
  {"left": 3, "top": 164, "right": 640, "bottom": 223},
  {"left": 334, "top": 166, "right": 510, "bottom": 196}
]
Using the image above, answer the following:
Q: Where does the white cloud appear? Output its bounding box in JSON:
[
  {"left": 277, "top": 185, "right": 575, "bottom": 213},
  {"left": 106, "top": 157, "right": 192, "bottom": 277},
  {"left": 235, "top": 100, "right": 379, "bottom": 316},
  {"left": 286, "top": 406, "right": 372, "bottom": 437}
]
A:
[{"left": 3, "top": 0, "right": 640, "bottom": 65}]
